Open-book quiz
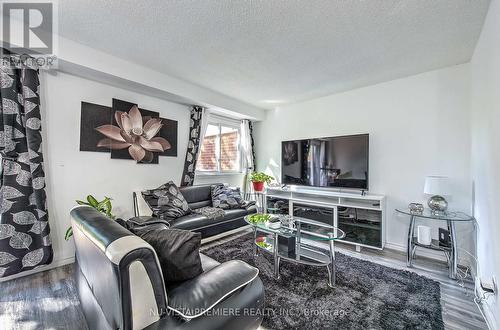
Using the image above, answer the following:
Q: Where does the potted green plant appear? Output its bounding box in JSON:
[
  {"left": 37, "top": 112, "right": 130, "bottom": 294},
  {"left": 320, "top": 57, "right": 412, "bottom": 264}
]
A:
[
  {"left": 249, "top": 172, "right": 274, "bottom": 192},
  {"left": 65, "top": 195, "right": 115, "bottom": 240}
]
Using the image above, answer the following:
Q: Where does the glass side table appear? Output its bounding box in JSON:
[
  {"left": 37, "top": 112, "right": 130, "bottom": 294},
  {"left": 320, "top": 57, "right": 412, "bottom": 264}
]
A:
[{"left": 396, "top": 208, "right": 474, "bottom": 279}]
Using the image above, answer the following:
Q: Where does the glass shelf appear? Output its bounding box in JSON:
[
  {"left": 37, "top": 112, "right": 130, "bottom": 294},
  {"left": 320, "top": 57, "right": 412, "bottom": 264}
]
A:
[
  {"left": 396, "top": 208, "right": 474, "bottom": 222},
  {"left": 255, "top": 236, "right": 332, "bottom": 266},
  {"left": 412, "top": 237, "right": 451, "bottom": 251},
  {"left": 244, "top": 214, "right": 345, "bottom": 241}
]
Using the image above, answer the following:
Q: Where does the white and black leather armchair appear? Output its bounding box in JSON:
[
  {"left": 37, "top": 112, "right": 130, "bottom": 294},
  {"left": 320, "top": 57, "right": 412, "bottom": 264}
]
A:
[{"left": 70, "top": 206, "right": 265, "bottom": 330}]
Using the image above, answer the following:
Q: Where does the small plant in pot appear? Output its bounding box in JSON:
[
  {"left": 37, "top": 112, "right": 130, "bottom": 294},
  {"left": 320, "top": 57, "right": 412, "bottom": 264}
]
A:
[
  {"left": 65, "top": 195, "right": 115, "bottom": 240},
  {"left": 249, "top": 172, "right": 274, "bottom": 192}
]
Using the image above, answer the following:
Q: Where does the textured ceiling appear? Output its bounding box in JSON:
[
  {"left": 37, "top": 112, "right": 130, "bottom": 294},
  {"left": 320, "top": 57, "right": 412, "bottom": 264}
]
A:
[{"left": 58, "top": 0, "right": 490, "bottom": 109}]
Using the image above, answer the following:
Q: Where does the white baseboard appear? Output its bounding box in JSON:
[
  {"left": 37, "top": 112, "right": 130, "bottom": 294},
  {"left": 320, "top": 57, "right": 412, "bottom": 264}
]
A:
[
  {"left": 479, "top": 298, "right": 498, "bottom": 330},
  {"left": 474, "top": 276, "right": 499, "bottom": 330},
  {"left": 0, "top": 256, "right": 75, "bottom": 283}
]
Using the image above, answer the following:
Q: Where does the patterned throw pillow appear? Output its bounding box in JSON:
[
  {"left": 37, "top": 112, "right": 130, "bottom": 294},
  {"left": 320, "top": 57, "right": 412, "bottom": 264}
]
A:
[
  {"left": 211, "top": 184, "right": 245, "bottom": 210},
  {"left": 142, "top": 181, "right": 191, "bottom": 219}
]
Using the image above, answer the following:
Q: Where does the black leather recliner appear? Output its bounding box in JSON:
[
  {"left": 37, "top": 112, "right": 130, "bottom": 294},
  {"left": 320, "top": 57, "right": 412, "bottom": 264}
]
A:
[
  {"left": 133, "top": 184, "right": 257, "bottom": 238},
  {"left": 70, "top": 206, "right": 265, "bottom": 330}
]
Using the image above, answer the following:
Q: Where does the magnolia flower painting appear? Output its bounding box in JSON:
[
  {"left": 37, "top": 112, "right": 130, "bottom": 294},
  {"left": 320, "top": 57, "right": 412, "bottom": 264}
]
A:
[
  {"left": 79, "top": 99, "right": 178, "bottom": 163},
  {"left": 95, "top": 105, "right": 171, "bottom": 162}
]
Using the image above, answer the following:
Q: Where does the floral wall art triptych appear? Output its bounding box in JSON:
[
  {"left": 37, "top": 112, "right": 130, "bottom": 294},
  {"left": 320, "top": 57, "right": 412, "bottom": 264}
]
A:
[{"left": 79, "top": 98, "right": 178, "bottom": 163}]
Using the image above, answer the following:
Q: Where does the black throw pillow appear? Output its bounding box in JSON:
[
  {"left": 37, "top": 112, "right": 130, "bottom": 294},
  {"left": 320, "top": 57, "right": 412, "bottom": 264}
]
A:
[
  {"left": 211, "top": 184, "right": 245, "bottom": 210},
  {"left": 142, "top": 181, "right": 191, "bottom": 219},
  {"left": 122, "top": 220, "right": 203, "bottom": 282},
  {"left": 142, "top": 228, "right": 202, "bottom": 282}
]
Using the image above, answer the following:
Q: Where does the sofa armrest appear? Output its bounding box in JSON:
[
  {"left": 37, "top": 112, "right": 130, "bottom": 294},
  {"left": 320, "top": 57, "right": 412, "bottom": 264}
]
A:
[
  {"left": 133, "top": 191, "right": 154, "bottom": 217},
  {"left": 128, "top": 216, "right": 173, "bottom": 227},
  {"left": 245, "top": 204, "right": 258, "bottom": 214},
  {"left": 144, "top": 277, "right": 264, "bottom": 330},
  {"left": 71, "top": 206, "right": 167, "bottom": 330},
  {"left": 166, "top": 260, "right": 259, "bottom": 320}
]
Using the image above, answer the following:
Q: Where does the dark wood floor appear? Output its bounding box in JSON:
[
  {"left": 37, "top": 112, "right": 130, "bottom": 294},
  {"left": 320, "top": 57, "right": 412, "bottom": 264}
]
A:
[
  {"left": 0, "top": 230, "right": 488, "bottom": 330},
  {"left": 0, "top": 263, "right": 87, "bottom": 330}
]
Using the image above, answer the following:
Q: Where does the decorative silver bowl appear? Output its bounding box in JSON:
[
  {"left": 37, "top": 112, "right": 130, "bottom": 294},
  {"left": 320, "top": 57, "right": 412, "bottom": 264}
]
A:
[
  {"left": 409, "top": 203, "right": 424, "bottom": 215},
  {"left": 428, "top": 195, "right": 448, "bottom": 213}
]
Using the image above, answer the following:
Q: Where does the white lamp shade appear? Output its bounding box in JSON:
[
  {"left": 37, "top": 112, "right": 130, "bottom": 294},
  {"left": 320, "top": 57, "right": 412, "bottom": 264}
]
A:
[{"left": 424, "top": 176, "right": 450, "bottom": 196}]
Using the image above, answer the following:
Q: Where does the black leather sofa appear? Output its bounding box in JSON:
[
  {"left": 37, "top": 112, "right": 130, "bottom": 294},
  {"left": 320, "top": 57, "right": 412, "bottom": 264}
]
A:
[
  {"left": 70, "top": 206, "right": 265, "bottom": 330},
  {"left": 133, "top": 184, "right": 257, "bottom": 238}
]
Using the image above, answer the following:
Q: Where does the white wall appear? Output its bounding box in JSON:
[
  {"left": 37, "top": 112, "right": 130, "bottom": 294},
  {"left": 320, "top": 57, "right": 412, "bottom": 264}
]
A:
[
  {"left": 38, "top": 71, "right": 190, "bottom": 268},
  {"left": 254, "top": 64, "right": 474, "bottom": 257},
  {"left": 470, "top": 0, "right": 500, "bottom": 327}
]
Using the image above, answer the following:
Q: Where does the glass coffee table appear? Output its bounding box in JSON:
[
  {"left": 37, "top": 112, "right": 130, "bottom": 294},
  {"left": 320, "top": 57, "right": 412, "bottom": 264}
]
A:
[{"left": 244, "top": 213, "right": 345, "bottom": 287}]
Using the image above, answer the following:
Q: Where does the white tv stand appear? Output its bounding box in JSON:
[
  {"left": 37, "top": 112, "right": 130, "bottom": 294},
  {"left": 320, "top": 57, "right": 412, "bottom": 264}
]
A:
[{"left": 265, "top": 186, "right": 386, "bottom": 251}]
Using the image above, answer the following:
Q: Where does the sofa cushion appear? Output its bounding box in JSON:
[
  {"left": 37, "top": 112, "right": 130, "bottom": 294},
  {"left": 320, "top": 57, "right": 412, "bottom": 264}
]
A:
[
  {"left": 222, "top": 208, "right": 249, "bottom": 221},
  {"left": 142, "top": 181, "right": 191, "bottom": 219},
  {"left": 211, "top": 184, "right": 245, "bottom": 210},
  {"left": 166, "top": 260, "right": 259, "bottom": 320},
  {"left": 170, "top": 207, "right": 254, "bottom": 232},
  {"left": 127, "top": 216, "right": 171, "bottom": 228},
  {"left": 179, "top": 184, "right": 216, "bottom": 205},
  {"left": 169, "top": 213, "right": 212, "bottom": 230}
]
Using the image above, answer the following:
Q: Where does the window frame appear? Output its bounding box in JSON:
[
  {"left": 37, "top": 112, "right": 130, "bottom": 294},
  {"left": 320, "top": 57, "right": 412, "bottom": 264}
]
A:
[{"left": 195, "top": 114, "right": 243, "bottom": 176}]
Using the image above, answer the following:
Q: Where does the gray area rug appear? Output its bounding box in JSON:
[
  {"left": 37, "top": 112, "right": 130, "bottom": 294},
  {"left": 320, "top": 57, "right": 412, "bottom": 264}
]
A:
[{"left": 202, "top": 233, "right": 444, "bottom": 330}]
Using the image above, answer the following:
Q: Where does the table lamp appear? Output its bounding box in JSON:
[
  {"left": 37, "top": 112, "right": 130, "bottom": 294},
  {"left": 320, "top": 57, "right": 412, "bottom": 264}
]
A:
[{"left": 424, "top": 176, "right": 450, "bottom": 215}]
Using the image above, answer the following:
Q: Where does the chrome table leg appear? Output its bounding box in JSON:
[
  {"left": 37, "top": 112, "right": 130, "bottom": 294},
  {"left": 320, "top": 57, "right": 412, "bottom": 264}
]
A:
[
  {"left": 253, "top": 227, "right": 258, "bottom": 257},
  {"left": 296, "top": 221, "right": 301, "bottom": 258},
  {"left": 328, "top": 238, "right": 336, "bottom": 287},
  {"left": 407, "top": 215, "right": 416, "bottom": 267},
  {"left": 448, "top": 220, "right": 458, "bottom": 279},
  {"left": 274, "top": 232, "right": 280, "bottom": 279}
]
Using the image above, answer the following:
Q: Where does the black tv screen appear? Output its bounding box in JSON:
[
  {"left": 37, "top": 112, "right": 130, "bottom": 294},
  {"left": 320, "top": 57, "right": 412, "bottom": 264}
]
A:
[{"left": 281, "top": 134, "right": 369, "bottom": 189}]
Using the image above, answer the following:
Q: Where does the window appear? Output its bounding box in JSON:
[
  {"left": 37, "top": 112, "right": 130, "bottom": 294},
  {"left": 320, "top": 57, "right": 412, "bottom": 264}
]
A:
[{"left": 197, "top": 119, "right": 241, "bottom": 173}]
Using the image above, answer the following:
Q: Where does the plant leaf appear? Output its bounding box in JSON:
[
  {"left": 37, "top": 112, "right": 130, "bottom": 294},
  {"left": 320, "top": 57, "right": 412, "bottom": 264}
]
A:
[
  {"left": 86, "top": 195, "right": 98, "bottom": 207},
  {"left": 64, "top": 227, "right": 73, "bottom": 241},
  {"left": 97, "top": 197, "right": 111, "bottom": 210},
  {"left": 76, "top": 200, "right": 89, "bottom": 205},
  {"left": 105, "top": 200, "right": 112, "bottom": 212}
]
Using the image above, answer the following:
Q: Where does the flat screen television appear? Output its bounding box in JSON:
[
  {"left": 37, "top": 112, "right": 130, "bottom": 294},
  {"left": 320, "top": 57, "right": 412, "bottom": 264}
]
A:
[{"left": 281, "top": 134, "right": 369, "bottom": 190}]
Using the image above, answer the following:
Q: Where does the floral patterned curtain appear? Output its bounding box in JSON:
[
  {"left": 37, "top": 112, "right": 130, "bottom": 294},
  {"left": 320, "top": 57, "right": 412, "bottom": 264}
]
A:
[
  {"left": 241, "top": 120, "right": 256, "bottom": 199},
  {"left": 0, "top": 50, "right": 53, "bottom": 278},
  {"left": 180, "top": 106, "right": 207, "bottom": 186},
  {"left": 249, "top": 120, "right": 256, "bottom": 169}
]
